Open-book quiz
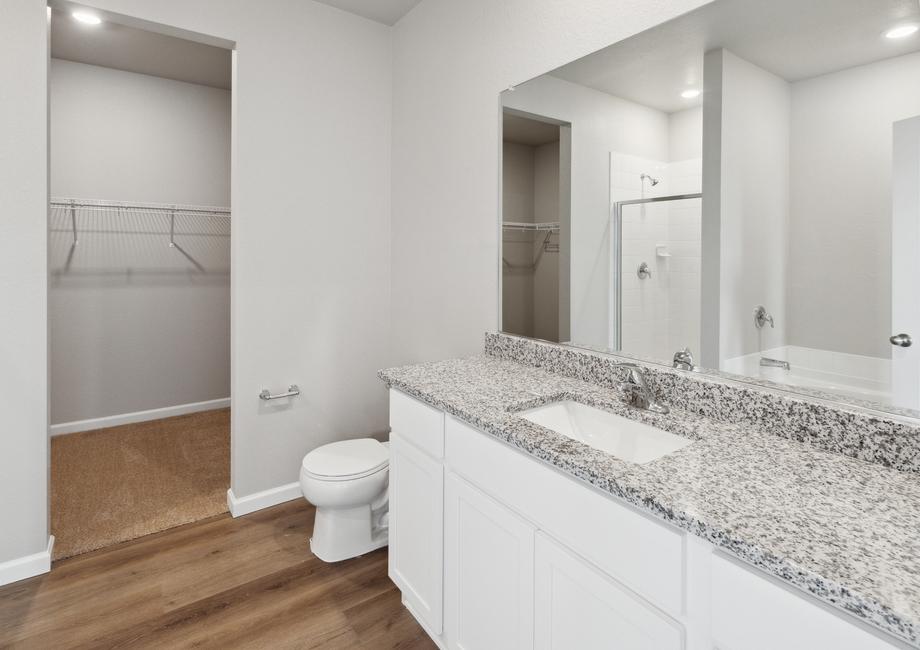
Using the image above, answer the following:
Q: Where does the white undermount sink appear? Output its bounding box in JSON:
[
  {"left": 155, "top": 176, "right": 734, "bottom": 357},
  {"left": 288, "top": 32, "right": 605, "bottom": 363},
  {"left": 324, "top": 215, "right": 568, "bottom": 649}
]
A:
[{"left": 518, "top": 400, "right": 692, "bottom": 464}]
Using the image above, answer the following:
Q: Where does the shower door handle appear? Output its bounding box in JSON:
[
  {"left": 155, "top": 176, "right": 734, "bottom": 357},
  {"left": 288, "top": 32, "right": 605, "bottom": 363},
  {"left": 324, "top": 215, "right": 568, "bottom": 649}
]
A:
[{"left": 890, "top": 333, "right": 913, "bottom": 347}]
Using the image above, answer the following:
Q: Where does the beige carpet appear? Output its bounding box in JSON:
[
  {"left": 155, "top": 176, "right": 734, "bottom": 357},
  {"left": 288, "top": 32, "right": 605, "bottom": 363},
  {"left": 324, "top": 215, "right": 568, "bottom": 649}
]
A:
[{"left": 51, "top": 408, "right": 230, "bottom": 560}]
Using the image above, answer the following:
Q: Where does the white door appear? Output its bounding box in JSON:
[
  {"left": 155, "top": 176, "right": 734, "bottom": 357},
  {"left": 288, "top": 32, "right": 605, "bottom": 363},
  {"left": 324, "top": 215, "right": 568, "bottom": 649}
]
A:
[
  {"left": 534, "top": 532, "right": 683, "bottom": 650},
  {"left": 389, "top": 432, "right": 444, "bottom": 635},
  {"left": 892, "top": 116, "right": 920, "bottom": 409},
  {"left": 445, "top": 472, "right": 534, "bottom": 650}
]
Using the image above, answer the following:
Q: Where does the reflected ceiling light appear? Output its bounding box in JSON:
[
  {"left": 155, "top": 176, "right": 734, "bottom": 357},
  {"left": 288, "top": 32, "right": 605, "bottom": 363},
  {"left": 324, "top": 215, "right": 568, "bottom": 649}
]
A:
[
  {"left": 885, "top": 23, "right": 918, "bottom": 39},
  {"left": 72, "top": 11, "right": 102, "bottom": 25},
  {"left": 681, "top": 89, "right": 701, "bottom": 99}
]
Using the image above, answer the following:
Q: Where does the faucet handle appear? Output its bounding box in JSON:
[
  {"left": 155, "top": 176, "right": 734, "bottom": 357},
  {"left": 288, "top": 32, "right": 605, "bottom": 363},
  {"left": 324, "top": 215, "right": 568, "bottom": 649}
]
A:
[{"left": 753, "top": 305, "right": 775, "bottom": 329}]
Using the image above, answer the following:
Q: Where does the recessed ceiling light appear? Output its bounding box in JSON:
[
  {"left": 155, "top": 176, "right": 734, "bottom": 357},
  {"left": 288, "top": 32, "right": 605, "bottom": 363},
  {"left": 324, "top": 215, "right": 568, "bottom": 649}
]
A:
[
  {"left": 885, "top": 23, "right": 918, "bottom": 39},
  {"left": 681, "top": 89, "right": 701, "bottom": 99},
  {"left": 72, "top": 11, "right": 102, "bottom": 25}
]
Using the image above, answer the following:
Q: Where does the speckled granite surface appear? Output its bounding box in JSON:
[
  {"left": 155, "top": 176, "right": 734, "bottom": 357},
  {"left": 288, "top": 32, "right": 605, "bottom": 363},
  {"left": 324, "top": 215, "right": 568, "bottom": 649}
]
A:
[
  {"left": 486, "top": 332, "right": 920, "bottom": 474},
  {"left": 379, "top": 355, "right": 920, "bottom": 647}
]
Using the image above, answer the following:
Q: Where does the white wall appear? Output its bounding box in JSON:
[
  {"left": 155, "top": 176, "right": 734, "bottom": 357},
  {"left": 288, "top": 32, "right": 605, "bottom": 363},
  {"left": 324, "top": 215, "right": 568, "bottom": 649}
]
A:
[
  {"left": 0, "top": 0, "right": 50, "bottom": 571},
  {"left": 391, "top": 0, "right": 713, "bottom": 364},
  {"left": 788, "top": 51, "right": 920, "bottom": 359},
  {"left": 49, "top": 59, "right": 231, "bottom": 424},
  {"left": 669, "top": 106, "right": 703, "bottom": 162},
  {"left": 50, "top": 60, "right": 230, "bottom": 205},
  {"left": 705, "top": 49, "right": 791, "bottom": 366},
  {"left": 503, "top": 75, "right": 670, "bottom": 349}
]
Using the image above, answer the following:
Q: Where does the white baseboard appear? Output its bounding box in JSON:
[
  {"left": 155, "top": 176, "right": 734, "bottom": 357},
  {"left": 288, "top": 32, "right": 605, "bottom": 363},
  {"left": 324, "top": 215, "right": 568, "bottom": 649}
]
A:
[
  {"left": 0, "top": 536, "right": 54, "bottom": 587},
  {"left": 50, "top": 397, "right": 231, "bottom": 436},
  {"left": 227, "top": 482, "right": 303, "bottom": 518}
]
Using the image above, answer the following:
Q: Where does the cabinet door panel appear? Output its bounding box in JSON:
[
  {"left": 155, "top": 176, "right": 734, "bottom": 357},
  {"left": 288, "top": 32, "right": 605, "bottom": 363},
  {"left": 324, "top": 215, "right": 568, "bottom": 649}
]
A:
[
  {"left": 389, "top": 432, "right": 444, "bottom": 635},
  {"left": 445, "top": 472, "right": 534, "bottom": 650},
  {"left": 711, "top": 554, "right": 900, "bottom": 650},
  {"left": 534, "top": 532, "right": 683, "bottom": 650}
]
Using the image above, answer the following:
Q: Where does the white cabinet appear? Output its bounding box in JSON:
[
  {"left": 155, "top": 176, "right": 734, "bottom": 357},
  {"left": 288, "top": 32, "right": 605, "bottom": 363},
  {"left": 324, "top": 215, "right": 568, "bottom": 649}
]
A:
[
  {"left": 534, "top": 532, "right": 683, "bottom": 650},
  {"left": 387, "top": 389, "right": 905, "bottom": 650},
  {"left": 389, "top": 431, "right": 444, "bottom": 636},
  {"left": 444, "top": 472, "right": 535, "bottom": 650},
  {"left": 711, "top": 554, "right": 900, "bottom": 650}
]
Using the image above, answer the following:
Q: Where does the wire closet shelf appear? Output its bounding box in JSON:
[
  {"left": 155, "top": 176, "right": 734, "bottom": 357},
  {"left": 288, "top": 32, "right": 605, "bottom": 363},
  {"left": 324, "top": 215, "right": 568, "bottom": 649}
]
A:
[{"left": 49, "top": 198, "right": 231, "bottom": 274}]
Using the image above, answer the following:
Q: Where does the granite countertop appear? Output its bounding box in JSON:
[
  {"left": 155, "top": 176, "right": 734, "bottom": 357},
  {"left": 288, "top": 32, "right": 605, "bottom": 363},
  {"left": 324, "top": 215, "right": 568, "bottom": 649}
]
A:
[{"left": 379, "top": 355, "right": 920, "bottom": 648}]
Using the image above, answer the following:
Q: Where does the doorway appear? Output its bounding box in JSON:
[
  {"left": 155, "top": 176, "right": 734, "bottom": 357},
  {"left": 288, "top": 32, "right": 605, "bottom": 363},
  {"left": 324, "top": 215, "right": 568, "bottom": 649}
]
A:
[
  {"left": 47, "top": 8, "right": 233, "bottom": 559},
  {"left": 500, "top": 109, "right": 572, "bottom": 343}
]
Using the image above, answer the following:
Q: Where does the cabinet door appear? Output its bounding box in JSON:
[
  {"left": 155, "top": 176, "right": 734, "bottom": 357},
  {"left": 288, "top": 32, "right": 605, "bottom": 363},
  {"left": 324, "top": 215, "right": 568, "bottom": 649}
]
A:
[
  {"left": 445, "top": 472, "right": 535, "bottom": 650},
  {"left": 389, "top": 432, "right": 444, "bottom": 635},
  {"left": 534, "top": 532, "right": 683, "bottom": 650},
  {"left": 711, "top": 554, "right": 899, "bottom": 650}
]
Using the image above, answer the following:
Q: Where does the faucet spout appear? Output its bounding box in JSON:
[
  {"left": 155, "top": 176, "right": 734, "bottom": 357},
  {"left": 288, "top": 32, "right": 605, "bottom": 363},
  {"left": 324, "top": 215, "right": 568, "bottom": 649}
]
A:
[{"left": 613, "top": 362, "right": 669, "bottom": 415}]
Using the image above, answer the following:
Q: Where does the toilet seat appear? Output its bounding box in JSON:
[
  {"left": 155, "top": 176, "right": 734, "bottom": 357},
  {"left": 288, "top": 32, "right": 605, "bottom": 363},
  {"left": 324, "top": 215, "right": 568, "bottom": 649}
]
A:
[{"left": 302, "top": 438, "right": 388, "bottom": 482}]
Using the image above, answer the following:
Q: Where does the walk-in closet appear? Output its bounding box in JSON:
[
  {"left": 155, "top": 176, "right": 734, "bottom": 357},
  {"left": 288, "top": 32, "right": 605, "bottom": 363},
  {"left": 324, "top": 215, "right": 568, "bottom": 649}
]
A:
[{"left": 48, "top": 11, "right": 232, "bottom": 559}]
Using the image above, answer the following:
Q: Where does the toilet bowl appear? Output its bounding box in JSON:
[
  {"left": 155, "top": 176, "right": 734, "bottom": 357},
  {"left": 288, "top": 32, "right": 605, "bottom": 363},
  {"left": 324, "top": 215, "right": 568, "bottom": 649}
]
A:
[{"left": 299, "top": 438, "right": 389, "bottom": 562}]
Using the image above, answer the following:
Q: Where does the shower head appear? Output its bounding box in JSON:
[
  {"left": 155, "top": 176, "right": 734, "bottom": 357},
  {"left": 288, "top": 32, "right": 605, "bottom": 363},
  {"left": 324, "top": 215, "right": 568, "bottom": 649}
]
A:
[{"left": 640, "top": 173, "right": 660, "bottom": 187}]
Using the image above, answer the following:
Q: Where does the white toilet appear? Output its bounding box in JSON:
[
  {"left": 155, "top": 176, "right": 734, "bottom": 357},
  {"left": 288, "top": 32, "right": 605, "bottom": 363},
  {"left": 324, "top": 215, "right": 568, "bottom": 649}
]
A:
[{"left": 299, "top": 438, "right": 389, "bottom": 562}]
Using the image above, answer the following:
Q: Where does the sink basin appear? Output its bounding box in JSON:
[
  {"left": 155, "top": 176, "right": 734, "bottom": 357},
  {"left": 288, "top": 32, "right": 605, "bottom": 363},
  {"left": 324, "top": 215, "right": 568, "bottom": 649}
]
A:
[{"left": 517, "top": 400, "right": 692, "bottom": 464}]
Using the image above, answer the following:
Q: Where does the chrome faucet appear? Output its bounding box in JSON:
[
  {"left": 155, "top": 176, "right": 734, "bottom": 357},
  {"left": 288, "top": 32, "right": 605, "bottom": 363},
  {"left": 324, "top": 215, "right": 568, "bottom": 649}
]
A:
[
  {"left": 672, "top": 347, "right": 694, "bottom": 371},
  {"left": 613, "top": 363, "right": 669, "bottom": 415}
]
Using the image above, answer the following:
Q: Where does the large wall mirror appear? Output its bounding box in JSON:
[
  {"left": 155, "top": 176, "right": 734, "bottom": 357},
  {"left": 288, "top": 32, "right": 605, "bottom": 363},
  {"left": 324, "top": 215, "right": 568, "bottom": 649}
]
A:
[{"left": 499, "top": 0, "right": 920, "bottom": 417}]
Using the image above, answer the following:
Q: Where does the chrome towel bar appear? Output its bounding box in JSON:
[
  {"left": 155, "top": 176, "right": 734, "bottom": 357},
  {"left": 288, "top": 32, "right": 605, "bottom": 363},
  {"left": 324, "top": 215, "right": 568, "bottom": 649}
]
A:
[{"left": 260, "top": 385, "right": 301, "bottom": 400}]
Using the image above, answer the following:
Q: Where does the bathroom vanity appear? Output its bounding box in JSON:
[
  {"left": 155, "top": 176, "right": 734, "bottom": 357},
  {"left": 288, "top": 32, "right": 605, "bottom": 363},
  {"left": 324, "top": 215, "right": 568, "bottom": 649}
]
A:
[{"left": 379, "top": 336, "right": 920, "bottom": 650}]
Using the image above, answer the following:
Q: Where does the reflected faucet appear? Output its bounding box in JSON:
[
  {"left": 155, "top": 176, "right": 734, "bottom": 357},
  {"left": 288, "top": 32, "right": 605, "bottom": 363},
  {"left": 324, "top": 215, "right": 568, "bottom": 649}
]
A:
[
  {"left": 672, "top": 348, "right": 694, "bottom": 371},
  {"left": 613, "top": 362, "right": 669, "bottom": 415}
]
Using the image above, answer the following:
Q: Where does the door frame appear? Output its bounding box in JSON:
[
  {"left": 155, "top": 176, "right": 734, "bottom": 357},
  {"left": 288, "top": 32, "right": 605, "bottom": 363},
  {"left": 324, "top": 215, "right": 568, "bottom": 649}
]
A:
[
  {"left": 891, "top": 115, "right": 920, "bottom": 409},
  {"left": 44, "top": 0, "right": 238, "bottom": 556}
]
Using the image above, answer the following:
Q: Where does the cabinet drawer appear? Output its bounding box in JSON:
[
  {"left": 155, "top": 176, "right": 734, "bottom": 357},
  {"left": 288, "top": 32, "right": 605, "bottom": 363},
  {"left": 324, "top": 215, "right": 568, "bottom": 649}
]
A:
[
  {"left": 390, "top": 389, "right": 445, "bottom": 459},
  {"left": 711, "top": 553, "right": 900, "bottom": 650},
  {"left": 445, "top": 416, "right": 685, "bottom": 616}
]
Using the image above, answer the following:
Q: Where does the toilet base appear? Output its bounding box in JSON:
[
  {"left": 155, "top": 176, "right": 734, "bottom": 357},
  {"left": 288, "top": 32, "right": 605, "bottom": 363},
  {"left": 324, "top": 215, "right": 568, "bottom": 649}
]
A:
[{"left": 309, "top": 503, "right": 389, "bottom": 563}]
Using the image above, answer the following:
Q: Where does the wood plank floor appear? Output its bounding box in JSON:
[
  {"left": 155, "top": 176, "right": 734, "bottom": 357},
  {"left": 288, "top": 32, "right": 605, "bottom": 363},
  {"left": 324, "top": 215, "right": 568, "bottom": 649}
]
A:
[{"left": 0, "top": 500, "right": 435, "bottom": 649}]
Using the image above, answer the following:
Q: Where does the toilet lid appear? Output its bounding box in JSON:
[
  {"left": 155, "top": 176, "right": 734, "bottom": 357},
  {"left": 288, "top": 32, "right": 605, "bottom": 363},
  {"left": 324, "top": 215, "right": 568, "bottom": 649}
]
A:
[{"left": 302, "top": 438, "right": 389, "bottom": 480}]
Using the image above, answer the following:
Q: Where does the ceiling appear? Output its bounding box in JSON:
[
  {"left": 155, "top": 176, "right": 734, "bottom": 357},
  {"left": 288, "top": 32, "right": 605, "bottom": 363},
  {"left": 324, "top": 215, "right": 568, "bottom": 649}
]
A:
[
  {"left": 51, "top": 9, "right": 231, "bottom": 89},
  {"left": 503, "top": 113, "right": 560, "bottom": 146},
  {"left": 549, "top": 0, "right": 920, "bottom": 114},
  {"left": 313, "top": 0, "right": 422, "bottom": 26}
]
